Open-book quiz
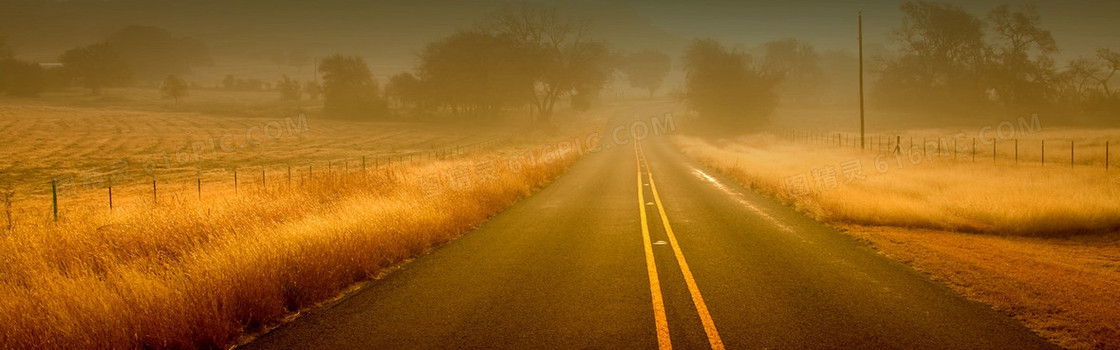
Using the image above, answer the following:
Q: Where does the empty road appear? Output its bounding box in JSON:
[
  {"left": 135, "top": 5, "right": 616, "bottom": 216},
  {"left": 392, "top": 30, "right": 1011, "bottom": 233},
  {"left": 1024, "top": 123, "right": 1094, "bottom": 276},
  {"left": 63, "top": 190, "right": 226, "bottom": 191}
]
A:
[{"left": 244, "top": 106, "right": 1056, "bottom": 349}]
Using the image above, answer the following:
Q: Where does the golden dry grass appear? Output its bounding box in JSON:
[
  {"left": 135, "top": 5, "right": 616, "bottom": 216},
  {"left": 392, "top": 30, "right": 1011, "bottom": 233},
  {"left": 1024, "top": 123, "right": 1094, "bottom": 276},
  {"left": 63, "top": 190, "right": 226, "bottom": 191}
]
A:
[
  {"left": 0, "top": 152, "right": 580, "bottom": 348},
  {"left": 675, "top": 131, "right": 1120, "bottom": 349},
  {"left": 0, "top": 91, "right": 601, "bottom": 349},
  {"left": 674, "top": 133, "right": 1120, "bottom": 236}
]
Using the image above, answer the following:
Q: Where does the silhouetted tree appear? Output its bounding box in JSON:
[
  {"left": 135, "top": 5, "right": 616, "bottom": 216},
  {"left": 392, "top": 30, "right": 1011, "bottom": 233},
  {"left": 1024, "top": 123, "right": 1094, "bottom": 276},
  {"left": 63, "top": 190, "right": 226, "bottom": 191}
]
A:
[
  {"left": 385, "top": 72, "right": 425, "bottom": 110},
  {"left": 683, "top": 38, "right": 778, "bottom": 132},
  {"left": 160, "top": 75, "right": 188, "bottom": 103},
  {"left": 621, "top": 49, "right": 671, "bottom": 98},
  {"left": 0, "top": 59, "right": 45, "bottom": 97},
  {"left": 0, "top": 40, "right": 45, "bottom": 97},
  {"left": 761, "top": 38, "right": 823, "bottom": 104},
  {"left": 484, "top": 2, "right": 613, "bottom": 124},
  {"left": 278, "top": 75, "right": 302, "bottom": 100},
  {"left": 874, "top": 1, "right": 987, "bottom": 109},
  {"left": 318, "top": 54, "right": 385, "bottom": 119},
  {"left": 987, "top": 4, "right": 1058, "bottom": 106},
  {"left": 417, "top": 30, "right": 532, "bottom": 117},
  {"left": 1094, "top": 49, "right": 1120, "bottom": 99},
  {"left": 60, "top": 43, "right": 132, "bottom": 94}
]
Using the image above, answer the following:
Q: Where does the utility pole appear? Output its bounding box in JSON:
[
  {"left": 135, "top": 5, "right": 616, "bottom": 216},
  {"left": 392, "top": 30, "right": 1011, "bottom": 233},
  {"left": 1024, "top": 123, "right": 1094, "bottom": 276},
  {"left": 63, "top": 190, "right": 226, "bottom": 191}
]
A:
[{"left": 859, "top": 11, "right": 866, "bottom": 150}]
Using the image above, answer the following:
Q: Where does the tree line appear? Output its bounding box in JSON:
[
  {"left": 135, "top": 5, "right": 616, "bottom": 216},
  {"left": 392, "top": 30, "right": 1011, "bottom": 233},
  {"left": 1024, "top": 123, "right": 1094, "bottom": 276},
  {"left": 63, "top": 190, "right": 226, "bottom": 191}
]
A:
[
  {"left": 873, "top": 1, "right": 1120, "bottom": 114},
  {"left": 678, "top": 1, "right": 1120, "bottom": 134}
]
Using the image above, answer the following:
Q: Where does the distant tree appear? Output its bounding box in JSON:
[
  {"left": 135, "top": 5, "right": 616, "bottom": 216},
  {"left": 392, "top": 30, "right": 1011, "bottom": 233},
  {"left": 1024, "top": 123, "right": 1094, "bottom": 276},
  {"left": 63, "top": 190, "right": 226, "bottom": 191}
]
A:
[
  {"left": 987, "top": 4, "right": 1059, "bottom": 105},
  {"left": 304, "top": 81, "right": 321, "bottom": 100},
  {"left": 1094, "top": 49, "right": 1120, "bottom": 99},
  {"left": 222, "top": 74, "right": 237, "bottom": 90},
  {"left": 59, "top": 43, "right": 132, "bottom": 94},
  {"left": 484, "top": 2, "right": 613, "bottom": 124},
  {"left": 159, "top": 75, "right": 188, "bottom": 103},
  {"left": 105, "top": 25, "right": 213, "bottom": 80},
  {"left": 318, "top": 54, "right": 385, "bottom": 119},
  {"left": 385, "top": 72, "right": 425, "bottom": 110},
  {"left": 0, "top": 60, "right": 45, "bottom": 97},
  {"left": 874, "top": 1, "right": 988, "bottom": 109},
  {"left": 683, "top": 38, "right": 778, "bottom": 132},
  {"left": 277, "top": 75, "right": 302, "bottom": 100},
  {"left": 761, "top": 38, "right": 823, "bottom": 103},
  {"left": 0, "top": 39, "right": 45, "bottom": 97},
  {"left": 621, "top": 49, "right": 671, "bottom": 98},
  {"left": 417, "top": 30, "right": 533, "bottom": 117}
]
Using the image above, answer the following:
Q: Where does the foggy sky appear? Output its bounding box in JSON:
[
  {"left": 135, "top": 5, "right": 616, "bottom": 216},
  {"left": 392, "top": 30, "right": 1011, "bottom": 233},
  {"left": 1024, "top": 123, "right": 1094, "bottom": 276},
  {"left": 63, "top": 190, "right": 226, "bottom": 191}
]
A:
[{"left": 2, "top": 0, "right": 1117, "bottom": 68}]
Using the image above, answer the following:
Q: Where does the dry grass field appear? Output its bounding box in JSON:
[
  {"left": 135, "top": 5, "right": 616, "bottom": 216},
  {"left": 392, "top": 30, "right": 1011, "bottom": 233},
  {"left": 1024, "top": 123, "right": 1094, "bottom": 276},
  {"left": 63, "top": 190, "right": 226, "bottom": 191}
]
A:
[
  {"left": 674, "top": 129, "right": 1120, "bottom": 349},
  {"left": 0, "top": 90, "right": 601, "bottom": 349}
]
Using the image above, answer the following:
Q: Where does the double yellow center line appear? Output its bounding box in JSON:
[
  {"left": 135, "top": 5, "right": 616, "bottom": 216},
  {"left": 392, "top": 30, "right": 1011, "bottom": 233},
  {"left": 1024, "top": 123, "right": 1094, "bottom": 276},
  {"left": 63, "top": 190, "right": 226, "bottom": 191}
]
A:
[{"left": 635, "top": 141, "right": 725, "bottom": 350}]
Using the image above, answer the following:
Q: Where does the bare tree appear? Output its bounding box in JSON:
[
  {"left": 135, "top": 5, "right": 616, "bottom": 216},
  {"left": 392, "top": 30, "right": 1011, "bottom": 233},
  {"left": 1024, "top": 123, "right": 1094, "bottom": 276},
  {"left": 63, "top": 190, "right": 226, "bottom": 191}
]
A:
[
  {"left": 1094, "top": 49, "right": 1120, "bottom": 98},
  {"left": 483, "top": 2, "right": 612, "bottom": 125},
  {"left": 987, "top": 4, "right": 1058, "bottom": 104}
]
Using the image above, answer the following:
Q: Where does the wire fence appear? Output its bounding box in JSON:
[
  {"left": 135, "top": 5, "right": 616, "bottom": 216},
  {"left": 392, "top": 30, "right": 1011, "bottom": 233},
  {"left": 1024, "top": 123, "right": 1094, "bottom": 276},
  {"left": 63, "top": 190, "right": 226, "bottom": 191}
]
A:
[
  {"left": 778, "top": 129, "right": 1112, "bottom": 170},
  {"left": 1, "top": 136, "right": 511, "bottom": 226}
]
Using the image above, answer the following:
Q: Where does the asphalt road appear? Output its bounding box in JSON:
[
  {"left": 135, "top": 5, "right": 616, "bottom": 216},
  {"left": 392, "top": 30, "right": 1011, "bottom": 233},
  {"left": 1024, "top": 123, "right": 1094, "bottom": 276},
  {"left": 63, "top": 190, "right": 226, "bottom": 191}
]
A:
[{"left": 243, "top": 107, "right": 1056, "bottom": 349}]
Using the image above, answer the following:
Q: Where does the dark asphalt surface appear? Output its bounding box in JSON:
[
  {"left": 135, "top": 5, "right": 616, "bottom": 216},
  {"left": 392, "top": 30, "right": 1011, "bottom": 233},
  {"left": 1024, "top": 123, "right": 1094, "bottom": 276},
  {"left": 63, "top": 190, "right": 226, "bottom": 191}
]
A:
[{"left": 243, "top": 105, "right": 1057, "bottom": 350}]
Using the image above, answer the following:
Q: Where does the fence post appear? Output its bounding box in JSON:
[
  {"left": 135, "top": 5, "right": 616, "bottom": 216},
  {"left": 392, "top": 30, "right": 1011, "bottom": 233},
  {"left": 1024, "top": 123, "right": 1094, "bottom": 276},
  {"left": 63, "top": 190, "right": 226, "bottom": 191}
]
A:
[
  {"left": 152, "top": 179, "right": 157, "bottom": 206},
  {"left": 1015, "top": 139, "right": 1018, "bottom": 164},
  {"left": 1042, "top": 140, "right": 1046, "bottom": 166},
  {"left": 262, "top": 167, "right": 266, "bottom": 189},
  {"left": 362, "top": 156, "right": 366, "bottom": 171},
  {"left": 234, "top": 168, "right": 239, "bottom": 194},
  {"left": 993, "top": 140, "right": 997, "bottom": 162},
  {"left": 108, "top": 183, "right": 113, "bottom": 211},
  {"left": 1107, "top": 141, "right": 1110, "bottom": 171},
  {"left": 51, "top": 179, "right": 58, "bottom": 221},
  {"left": 197, "top": 173, "right": 201, "bottom": 200},
  {"left": 972, "top": 138, "right": 976, "bottom": 162},
  {"left": 287, "top": 164, "right": 292, "bottom": 186},
  {"left": 1071, "top": 140, "right": 1075, "bottom": 168}
]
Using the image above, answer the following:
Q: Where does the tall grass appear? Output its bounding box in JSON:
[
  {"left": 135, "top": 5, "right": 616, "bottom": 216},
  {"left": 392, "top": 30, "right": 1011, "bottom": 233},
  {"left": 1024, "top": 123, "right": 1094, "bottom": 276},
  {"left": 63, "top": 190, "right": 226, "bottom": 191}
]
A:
[
  {"left": 674, "top": 134, "right": 1120, "bottom": 236},
  {"left": 0, "top": 145, "right": 579, "bottom": 349}
]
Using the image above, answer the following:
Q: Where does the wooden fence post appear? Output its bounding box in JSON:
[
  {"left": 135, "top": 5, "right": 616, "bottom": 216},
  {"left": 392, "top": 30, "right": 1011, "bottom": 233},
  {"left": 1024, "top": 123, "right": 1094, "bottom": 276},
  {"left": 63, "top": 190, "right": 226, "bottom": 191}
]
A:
[
  {"left": 152, "top": 179, "right": 157, "bottom": 206},
  {"left": 234, "top": 168, "right": 239, "bottom": 194},
  {"left": 1042, "top": 140, "right": 1046, "bottom": 166},
  {"left": 1071, "top": 140, "right": 1075, "bottom": 168},
  {"left": 972, "top": 138, "right": 976, "bottom": 162},
  {"left": 51, "top": 179, "right": 58, "bottom": 221},
  {"left": 1015, "top": 139, "right": 1018, "bottom": 164}
]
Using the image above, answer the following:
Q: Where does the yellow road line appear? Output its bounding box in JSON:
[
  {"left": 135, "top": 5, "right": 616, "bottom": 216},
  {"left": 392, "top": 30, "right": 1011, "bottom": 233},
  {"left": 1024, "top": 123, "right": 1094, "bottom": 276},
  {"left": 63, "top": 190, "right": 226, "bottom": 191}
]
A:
[
  {"left": 636, "top": 142, "right": 673, "bottom": 350},
  {"left": 639, "top": 142, "right": 726, "bottom": 350}
]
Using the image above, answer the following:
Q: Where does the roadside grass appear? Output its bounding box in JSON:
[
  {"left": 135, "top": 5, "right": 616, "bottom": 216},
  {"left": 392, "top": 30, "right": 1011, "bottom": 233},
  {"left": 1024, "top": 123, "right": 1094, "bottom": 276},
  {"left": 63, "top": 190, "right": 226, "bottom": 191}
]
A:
[
  {"left": 674, "top": 133, "right": 1120, "bottom": 349},
  {"left": 0, "top": 91, "right": 604, "bottom": 349},
  {"left": 673, "top": 134, "right": 1120, "bottom": 236},
  {"left": 0, "top": 145, "right": 582, "bottom": 349}
]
